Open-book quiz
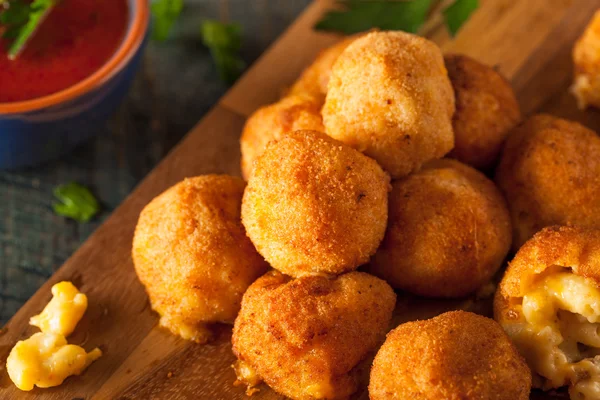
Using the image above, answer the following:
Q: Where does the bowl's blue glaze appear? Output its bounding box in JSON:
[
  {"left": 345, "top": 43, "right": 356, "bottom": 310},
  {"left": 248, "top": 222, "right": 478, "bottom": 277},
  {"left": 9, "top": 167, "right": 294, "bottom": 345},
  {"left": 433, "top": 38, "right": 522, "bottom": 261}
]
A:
[{"left": 0, "top": 0, "right": 149, "bottom": 169}]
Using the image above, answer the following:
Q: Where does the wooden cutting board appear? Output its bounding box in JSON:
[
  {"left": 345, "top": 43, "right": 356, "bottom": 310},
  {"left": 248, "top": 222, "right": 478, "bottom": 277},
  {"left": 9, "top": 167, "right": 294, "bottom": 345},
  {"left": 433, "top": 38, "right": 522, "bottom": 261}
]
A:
[{"left": 2, "top": 0, "right": 599, "bottom": 398}]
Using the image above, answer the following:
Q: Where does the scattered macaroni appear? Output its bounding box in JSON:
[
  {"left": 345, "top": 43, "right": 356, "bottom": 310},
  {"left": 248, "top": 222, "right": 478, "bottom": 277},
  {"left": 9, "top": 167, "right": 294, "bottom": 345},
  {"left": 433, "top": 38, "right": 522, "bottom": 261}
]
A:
[
  {"left": 7, "top": 281, "right": 100, "bottom": 391},
  {"left": 29, "top": 281, "right": 88, "bottom": 336},
  {"left": 6, "top": 332, "right": 101, "bottom": 391}
]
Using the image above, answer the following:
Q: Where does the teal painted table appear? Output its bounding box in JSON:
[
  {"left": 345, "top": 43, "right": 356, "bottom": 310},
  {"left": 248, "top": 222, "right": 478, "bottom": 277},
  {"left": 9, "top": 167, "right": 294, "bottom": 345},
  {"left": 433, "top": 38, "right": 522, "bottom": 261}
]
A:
[{"left": 0, "top": 0, "right": 311, "bottom": 324}]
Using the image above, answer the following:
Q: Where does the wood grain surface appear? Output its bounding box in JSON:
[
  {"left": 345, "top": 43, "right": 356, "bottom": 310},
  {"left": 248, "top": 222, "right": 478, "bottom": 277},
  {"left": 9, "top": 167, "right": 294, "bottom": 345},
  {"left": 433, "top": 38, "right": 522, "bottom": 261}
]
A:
[{"left": 2, "top": 0, "right": 599, "bottom": 399}]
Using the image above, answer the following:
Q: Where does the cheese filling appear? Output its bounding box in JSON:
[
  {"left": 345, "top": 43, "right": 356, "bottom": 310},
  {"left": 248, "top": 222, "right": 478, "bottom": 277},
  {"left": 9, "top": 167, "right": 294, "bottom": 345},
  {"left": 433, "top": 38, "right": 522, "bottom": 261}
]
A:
[
  {"left": 503, "top": 271, "right": 600, "bottom": 400},
  {"left": 233, "top": 359, "right": 263, "bottom": 396},
  {"left": 29, "top": 281, "right": 88, "bottom": 336},
  {"left": 158, "top": 314, "right": 212, "bottom": 344},
  {"left": 6, "top": 332, "right": 101, "bottom": 391},
  {"left": 232, "top": 358, "right": 336, "bottom": 398},
  {"left": 7, "top": 281, "right": 100, "bottom": 391}
]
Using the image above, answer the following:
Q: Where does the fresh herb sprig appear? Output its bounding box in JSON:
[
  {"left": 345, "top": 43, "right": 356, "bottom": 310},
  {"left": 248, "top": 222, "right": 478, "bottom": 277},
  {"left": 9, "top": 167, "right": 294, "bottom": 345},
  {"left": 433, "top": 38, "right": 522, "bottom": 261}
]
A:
[
  {"left": 151, "top": 0, "right": 183, "bottom": 42},
  {"left": 316, "top": 0, "right": 432, "bottom": 34},
  {"left": 149, "top": 0, "right": 477, "bottom": 84},
  {"left": 52, "top": 182, "right": 100, "bottom": 223},
  {"left": 1, "top": 0, "right": 56, "bottom": 59},
  {"left": 315, "top": 0, "right": 479, "bottom": 36},
  {"left": 201, "top": 20, "right": 246, "bottom": 84},
  {"left": 443, "top": 0, "right": 478, "bottom": 36},
  {"left": 150, "top": 0, "right": 246, "bottom": 84}
]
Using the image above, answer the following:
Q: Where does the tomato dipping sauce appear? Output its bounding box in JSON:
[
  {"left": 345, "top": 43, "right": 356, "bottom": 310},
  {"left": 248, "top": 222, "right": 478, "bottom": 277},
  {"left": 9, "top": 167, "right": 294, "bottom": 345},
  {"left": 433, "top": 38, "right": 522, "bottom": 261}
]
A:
[{"left": 0, "top": 0, "right": 129, "bottom": 103}]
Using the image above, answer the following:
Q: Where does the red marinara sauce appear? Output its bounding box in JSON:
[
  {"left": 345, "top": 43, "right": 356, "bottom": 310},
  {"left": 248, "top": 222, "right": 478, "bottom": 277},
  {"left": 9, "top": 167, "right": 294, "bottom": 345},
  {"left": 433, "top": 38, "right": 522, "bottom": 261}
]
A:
[{"left": 0, "top": 0, "right": 129, "bottom": 103}]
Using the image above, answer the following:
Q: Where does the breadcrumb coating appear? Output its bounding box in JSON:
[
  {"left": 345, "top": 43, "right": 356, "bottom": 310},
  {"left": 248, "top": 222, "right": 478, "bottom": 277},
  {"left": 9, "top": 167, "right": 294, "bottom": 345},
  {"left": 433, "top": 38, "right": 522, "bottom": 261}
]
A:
[
  {"left": 242, "top": 130, "right": 390, "bottom": 277},
  {"left": 495, "top": 114, "right": 600, "bottom": 251},
  {"left": 572, "top": 11, "right": 600, "bottom": 109},
  {"left": 370, "top": 159, "right": 511, "bottom": 298},
  {"left": 288, "top": 35, "right": 362, "bottom": 104},
  {"left": 445, "top": 54, "right": 521, "bottom": 171},
  {"left": 232, "top": 271, "right": 396, "bottom": 400},
  {"left": 494, "top": 226, "right": 600, "bottom": 399},
  {"left": 240, "top": 94, "right": 324, "bottom": 180},
  {"left": 132, "top": 175, "right": 268, "bottom": 343},
  {"left": 369, "top": 311, "right": 531, "bottom": 400},
  {"left": 322, "top": 31, "right": 455, "bottom": 178},
  {"left": 494, "top": 226, "right": 600, "bottom": 301}
]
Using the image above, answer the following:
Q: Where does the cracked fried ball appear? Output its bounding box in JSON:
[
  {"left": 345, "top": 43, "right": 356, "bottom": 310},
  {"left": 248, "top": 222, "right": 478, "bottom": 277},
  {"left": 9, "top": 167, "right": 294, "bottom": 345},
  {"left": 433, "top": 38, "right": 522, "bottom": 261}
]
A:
[
  {"left": 132, "top": 175, "right": 268, "bottom": 343},
  {"left": 445, "top": 54, "right": 521, "bottom": 171},
  {"left": 232, "top": 271, "right": 396, "bottom": 400},
  {"left": 242, "top": 130, "right": 390, "bottom": 278},
  {"left": 322, "top": 31, "right": 455, "bottom": 179},
  {"left": 369, "top": 159, "right": 511, "bottom": 298},
  {"left": 495, "top": 114, "right": 600, "bottom": 251},
  {"left": 240, "top": 94, "right": 324, "bottom": 180},
  {"left": 494, "top": 226, "right": 600, "bottom": 400},
  {"left": 288, "top": 35, "right": 361, "bottom": 104},
  {"left": 369, "top": 310, "right": 531, "bottom": 400},
  {"left": 572, "top": 10, "right": 600, "bottom": 109}
]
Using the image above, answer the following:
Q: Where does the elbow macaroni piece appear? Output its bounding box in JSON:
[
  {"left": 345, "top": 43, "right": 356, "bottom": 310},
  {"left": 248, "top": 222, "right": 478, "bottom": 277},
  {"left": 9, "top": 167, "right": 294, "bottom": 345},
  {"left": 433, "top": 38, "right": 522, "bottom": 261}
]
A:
[
  {"left": 29, "top": 281, "right": 88, "bottom": 337},
  {"left": 6, "top": 332, "right": 101, "bottom": 391},
  {"left": 503, "top": 272, "right": 600, "bottom": 400},
  {"left": 7, "top": 281, "right": 98, "bottom": 391}
]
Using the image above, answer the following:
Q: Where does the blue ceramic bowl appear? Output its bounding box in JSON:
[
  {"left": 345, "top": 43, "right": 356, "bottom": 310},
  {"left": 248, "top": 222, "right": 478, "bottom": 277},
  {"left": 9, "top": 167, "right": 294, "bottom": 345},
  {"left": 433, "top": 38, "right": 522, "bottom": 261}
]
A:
[{"left": 0, "top": 0, "right": 150, "bottom": 169}]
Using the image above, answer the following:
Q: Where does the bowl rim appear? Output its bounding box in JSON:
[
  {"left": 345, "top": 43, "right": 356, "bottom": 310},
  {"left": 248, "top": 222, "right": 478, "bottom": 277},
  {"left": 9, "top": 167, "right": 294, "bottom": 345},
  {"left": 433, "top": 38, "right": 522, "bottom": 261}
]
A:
[{"left": 0, "top": 0, "right": 150, "bottom": 115}]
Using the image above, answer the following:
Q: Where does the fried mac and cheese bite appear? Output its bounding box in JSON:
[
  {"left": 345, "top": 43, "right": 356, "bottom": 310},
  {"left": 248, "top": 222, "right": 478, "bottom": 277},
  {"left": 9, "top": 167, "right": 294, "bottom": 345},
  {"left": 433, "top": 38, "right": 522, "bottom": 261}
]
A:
[
  {"left": 232, "top": 271, "right": 396, "bottom": 400},
  {"left": 495, "top": 226, "right": 600, "bottom": 400},
  {"left": 445, "top": 54, "right": 521, "bottom": 171},
  {"left": 369, "top": 311, "right": 531, "bottom": 400},
  {"left": 132, "top": 175, "right": 268, "bottom": 343},
  {"left": 495, "top": 115, "right": 600, "bottom": 251},
  {"left": 240, "top": 94, "right": 324, "bottom": 180},
  {"left": 322, "top": 31, "right": 455, "bottom": 179},
  {"left": 288, "top": 35, "right": 361, "bottom": 103},
  {"left": 572, "top": 11, "right": 600, "bottom": 109},
  {"left": 241, "top": 130, "right": 390, "bottom": 278},
  {"left": 369, "top": 159, "right": 511, "bottom": 298}
]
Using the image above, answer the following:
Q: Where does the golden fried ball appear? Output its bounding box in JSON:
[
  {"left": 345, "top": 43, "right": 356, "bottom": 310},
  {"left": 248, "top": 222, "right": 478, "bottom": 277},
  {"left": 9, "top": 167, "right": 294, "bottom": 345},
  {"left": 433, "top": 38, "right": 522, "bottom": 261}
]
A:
[
  {"left": 495, "top": 114, "right": 600, "bottom": 251},
  {"left": 232, "top": 271, "right": 396, "bottom": 400},
  {"left": 288, "top": 35, "right": 361, "bottom": 104},
  {"left": 132, "top": 175, "right": 268, "bottom": 343},
  {"left": 369, "top": 310, "right": 531, "bottom": 400},
  {"left": 322, "top": 31, "right": 455, "bottom": 179},
  {"left": 242, "top": 130, "right": 390, "bottom": 277},
  {"left": 572, "top": 10, "right": 600, "bottom": 109},
  {"left": 240, "top": 94, "right": 324, "bottom": 180},
  {"left": 369, "top": 159, "right": 511, "bottom": 298},
  {"left": 445, "top": 54, "right": 521, "bottom": 171},
  {"left": 494, "top": 226, "right": 600, "bottom": 399}
]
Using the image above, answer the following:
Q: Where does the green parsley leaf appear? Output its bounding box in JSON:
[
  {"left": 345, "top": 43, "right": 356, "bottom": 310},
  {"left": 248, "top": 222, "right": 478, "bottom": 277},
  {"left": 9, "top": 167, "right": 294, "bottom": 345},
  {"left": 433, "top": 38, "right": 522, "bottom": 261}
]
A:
[
  {"left": 201, "top": 20, "right": 246, "bottom": 84},
  {"left": 315, "top": 0, "right": 432, "bottom": 34},
  {"left": 151, "top": 0, "right": 183, "bottom": 42},
  {"left": 1, "top": 0, "right": 56, "bottom": 59},
  {"left": 0, "top": 0, "right": 30, "bottom": 40},
  {"left": 443, "top": 0, "right": 479, "bottom": 36},
  {"left": 0, "top": 1, "right": 30, "bottom": 29},
  {"left": 52, "top": 182, "right": 100, "bottom": 223}
]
